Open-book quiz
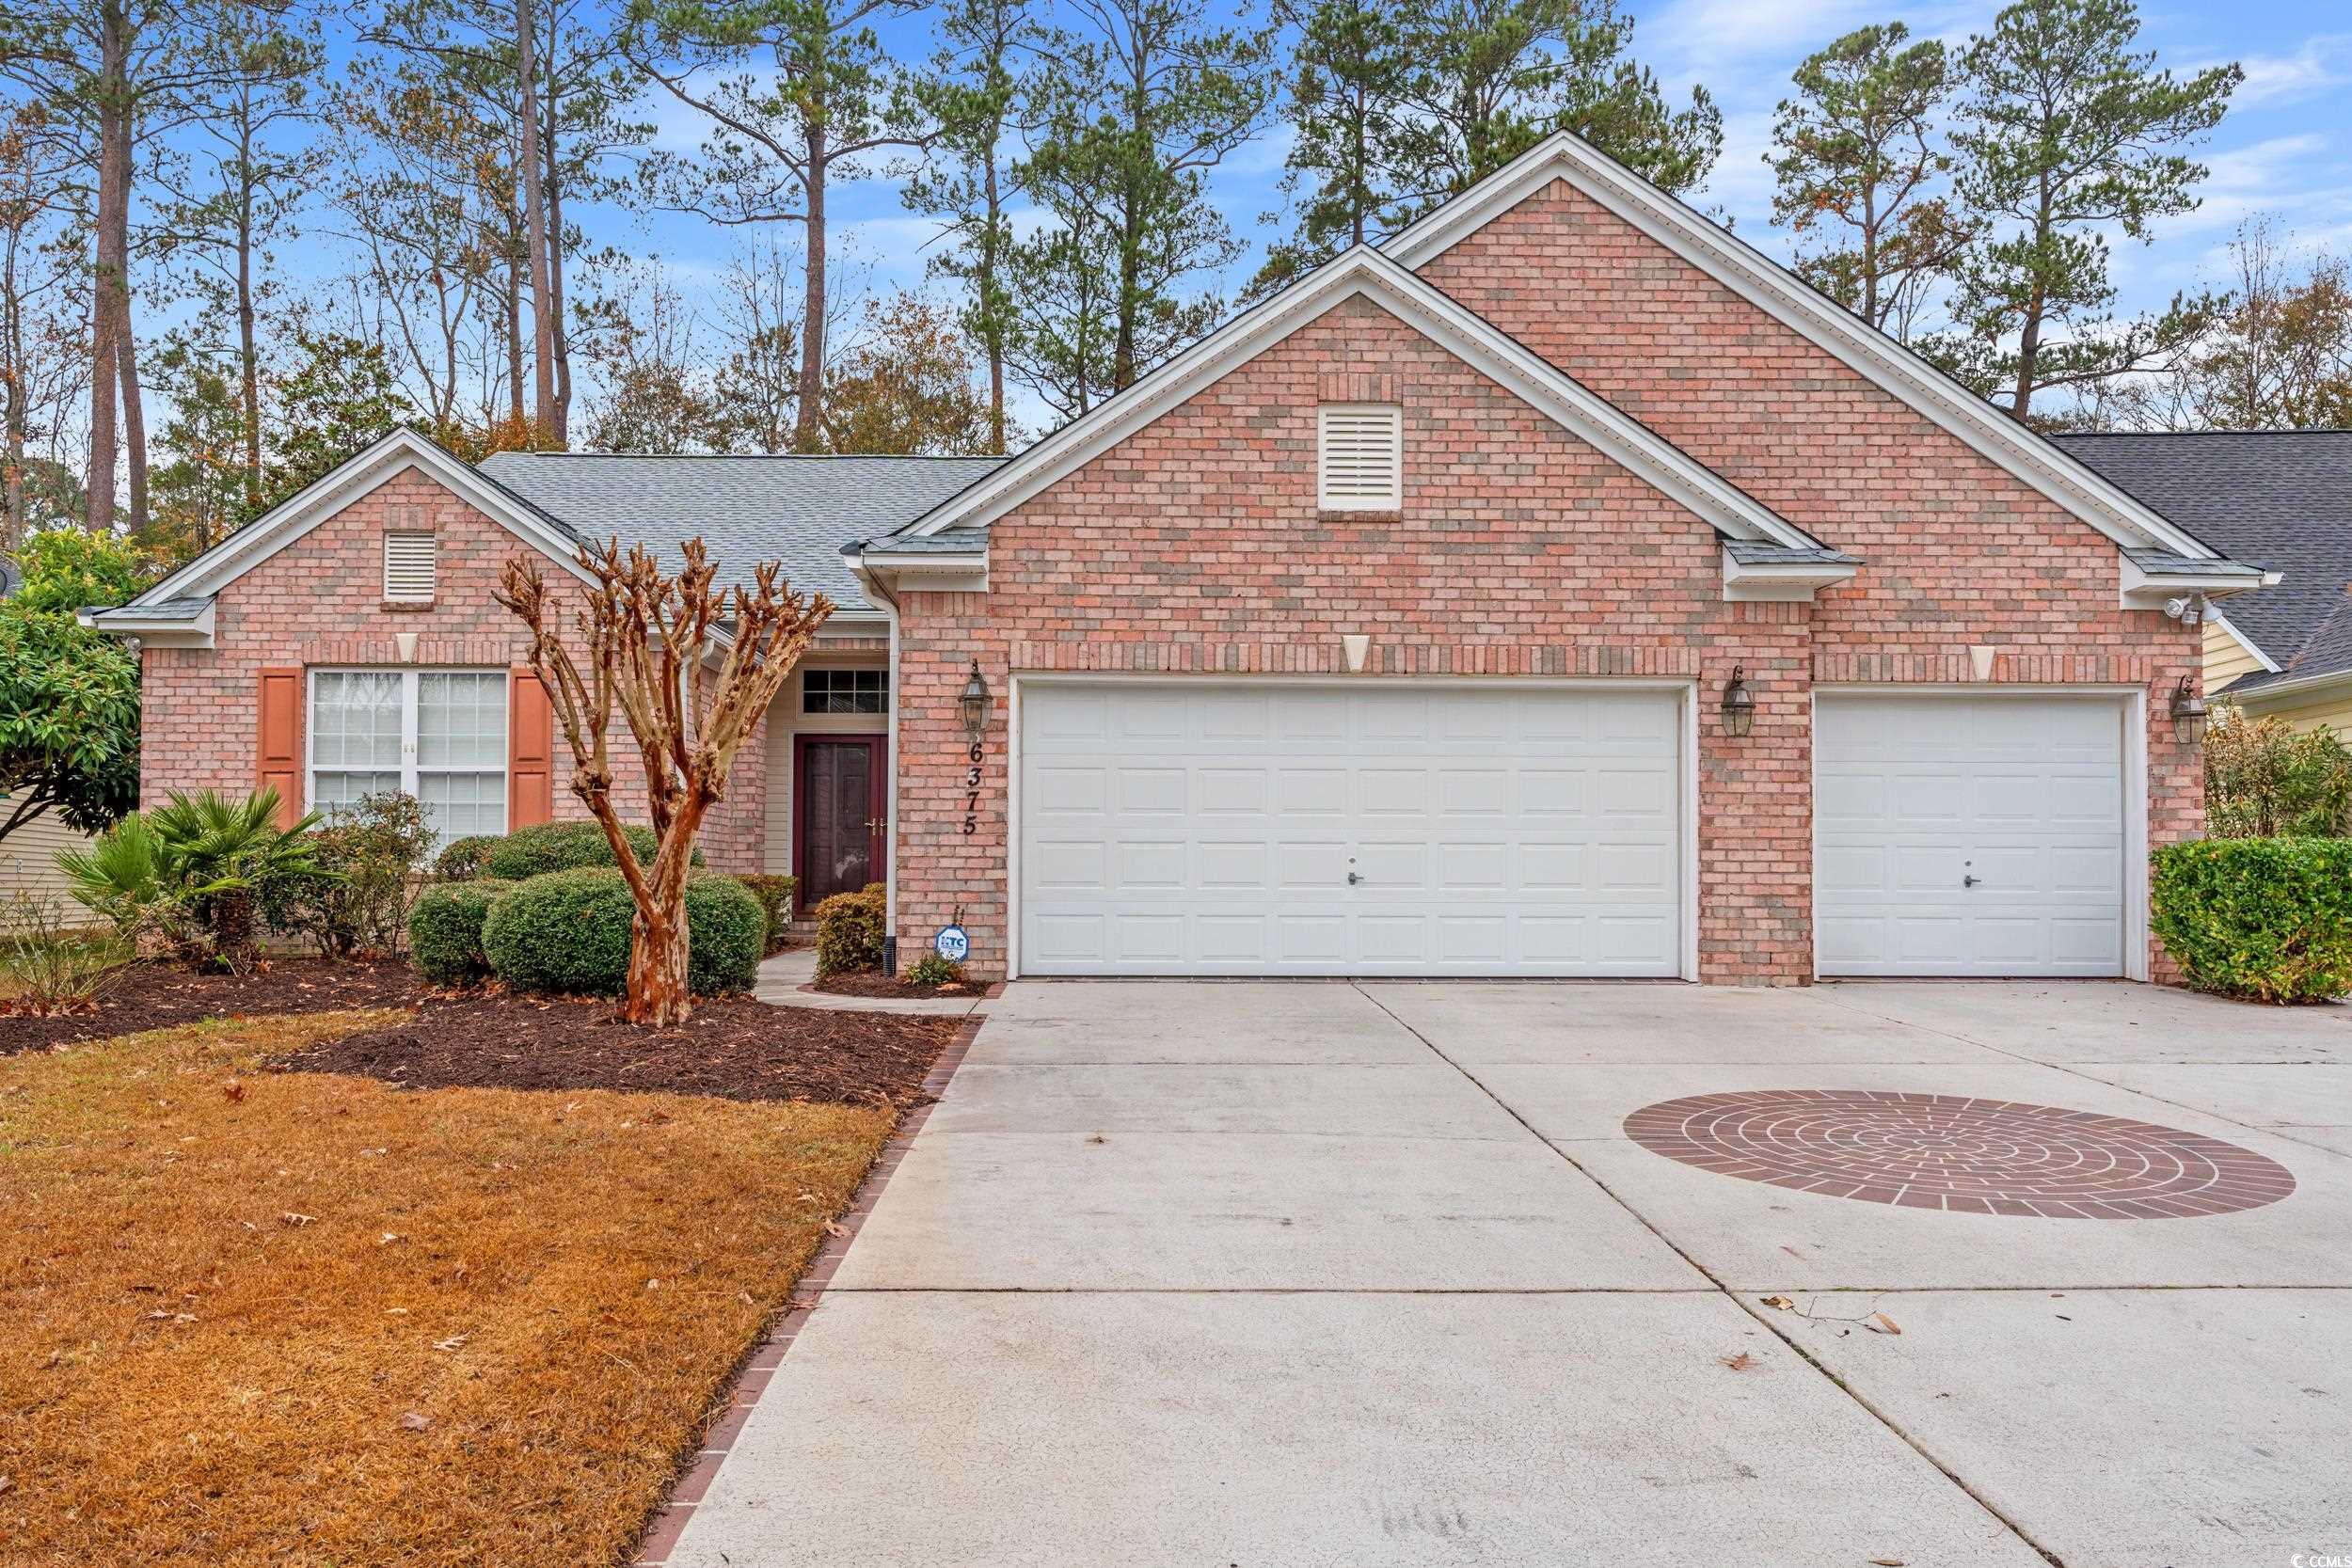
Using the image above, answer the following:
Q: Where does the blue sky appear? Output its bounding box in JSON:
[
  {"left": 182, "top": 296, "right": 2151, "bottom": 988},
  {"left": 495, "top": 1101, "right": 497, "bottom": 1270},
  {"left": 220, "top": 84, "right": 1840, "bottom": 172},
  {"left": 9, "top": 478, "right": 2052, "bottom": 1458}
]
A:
[{"left": 288, "top": 0, "right": 2352, "bottom": 431}]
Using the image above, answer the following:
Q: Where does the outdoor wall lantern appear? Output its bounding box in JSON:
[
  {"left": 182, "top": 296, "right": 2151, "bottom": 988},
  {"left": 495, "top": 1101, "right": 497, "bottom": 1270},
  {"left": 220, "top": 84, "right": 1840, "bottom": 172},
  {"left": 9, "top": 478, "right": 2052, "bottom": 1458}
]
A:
[
  {"left": 1721, "top": 665, "right": 1756, "bottom": 738},
  {"left": 2169, "top": 675, "right": 2208, "bottom": 743},
  {"left": 960, "top": 660, "right": 993, "bottom": 739}
]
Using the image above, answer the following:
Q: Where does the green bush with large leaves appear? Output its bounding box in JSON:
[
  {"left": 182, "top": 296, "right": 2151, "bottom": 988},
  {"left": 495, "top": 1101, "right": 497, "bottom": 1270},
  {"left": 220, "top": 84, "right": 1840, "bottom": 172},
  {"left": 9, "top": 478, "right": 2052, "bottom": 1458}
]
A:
[
  {"left": 478, "top": 868, "right": 762, "bottom": 998},
  {"left": 0, "top": 531, "right": 144, "bottom": 843},
  {"left": 2151, "top": 836, "right": 2352, "bottom": 1003},
  {"left": 2204, "top": 710, "right": 2352, "bottom": 838},
  {"left": 57, "top": 789, "right": 326, "bottom": 971}
]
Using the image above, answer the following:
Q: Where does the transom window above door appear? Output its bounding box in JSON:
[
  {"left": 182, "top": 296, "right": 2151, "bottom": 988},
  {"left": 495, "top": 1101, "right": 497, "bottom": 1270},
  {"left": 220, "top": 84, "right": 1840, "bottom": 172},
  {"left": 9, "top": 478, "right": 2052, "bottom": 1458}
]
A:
[
  {"left": 310, "top": 669, "right": 507, "bottom": 845},
  {"left": 802, "top": 667, "right": 887, "bottom": 715}
]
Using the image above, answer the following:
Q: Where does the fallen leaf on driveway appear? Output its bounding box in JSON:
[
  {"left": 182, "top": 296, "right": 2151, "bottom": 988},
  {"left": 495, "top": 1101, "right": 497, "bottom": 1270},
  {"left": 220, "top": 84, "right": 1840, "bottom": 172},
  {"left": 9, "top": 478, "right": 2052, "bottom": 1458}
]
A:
[
  {"left": 1869, "top": 1559, "right": 1906, "bottom": 1565},
  {"left": 1865, "top": 1312, "right": 1903, "bottom": 1336},
  {"left": 1759, "top": 1294, "right": 1796, "bottom": 1311},
  {"left": 1719, "top": 1352, "right": 1756, "bottom": 1371}
]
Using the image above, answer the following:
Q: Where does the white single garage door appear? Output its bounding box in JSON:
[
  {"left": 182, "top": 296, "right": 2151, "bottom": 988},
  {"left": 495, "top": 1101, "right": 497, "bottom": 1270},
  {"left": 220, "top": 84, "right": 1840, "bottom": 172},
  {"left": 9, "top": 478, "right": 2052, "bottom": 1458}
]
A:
[
  {"left": 1018, "top": 682, "right": 1684, "bottom": 977},
  {"left": 1815, "top": 693, "right": 2127, "bottom": 977}
]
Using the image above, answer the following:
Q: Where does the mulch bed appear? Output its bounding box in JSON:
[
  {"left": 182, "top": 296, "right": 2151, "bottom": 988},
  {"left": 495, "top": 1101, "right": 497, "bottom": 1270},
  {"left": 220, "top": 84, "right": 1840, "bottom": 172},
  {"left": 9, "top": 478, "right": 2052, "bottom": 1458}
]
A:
[
  {"left": 0, "top": 958, "right": 431, "bottom": 1055},
  {"left": 271, "top": 991, "right": 962, "bottom": 1107},
  {"left": 812, "top": 972, "right": 979, "bottom": 1000}
]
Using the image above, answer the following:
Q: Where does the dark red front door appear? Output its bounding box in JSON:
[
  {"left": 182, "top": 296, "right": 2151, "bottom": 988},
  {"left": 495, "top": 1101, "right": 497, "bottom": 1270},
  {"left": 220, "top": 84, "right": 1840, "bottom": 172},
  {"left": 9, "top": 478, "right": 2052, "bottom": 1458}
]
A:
[{"left": 796, "top": 736, "right": 887, "bottom": 913}]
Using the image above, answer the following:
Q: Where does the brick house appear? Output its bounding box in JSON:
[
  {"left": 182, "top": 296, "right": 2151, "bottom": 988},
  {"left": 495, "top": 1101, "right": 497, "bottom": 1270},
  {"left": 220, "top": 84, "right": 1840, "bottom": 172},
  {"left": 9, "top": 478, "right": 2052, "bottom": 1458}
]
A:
[{"left": 89, "top": 133, "right": 2273, "bottom": 985}]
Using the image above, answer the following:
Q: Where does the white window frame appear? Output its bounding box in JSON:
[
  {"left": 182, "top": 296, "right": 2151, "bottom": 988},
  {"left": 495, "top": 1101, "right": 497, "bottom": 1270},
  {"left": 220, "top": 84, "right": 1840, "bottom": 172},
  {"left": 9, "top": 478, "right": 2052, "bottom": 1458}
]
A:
[
  {"left": 1316, "top": 404, "right": 1404, "bottom": 511},
  {"left": 383, "top": 531, "right": 437, "bottom": 601},
  {"left": 307, "top": 667, "right": 508, "bottom": 837}
]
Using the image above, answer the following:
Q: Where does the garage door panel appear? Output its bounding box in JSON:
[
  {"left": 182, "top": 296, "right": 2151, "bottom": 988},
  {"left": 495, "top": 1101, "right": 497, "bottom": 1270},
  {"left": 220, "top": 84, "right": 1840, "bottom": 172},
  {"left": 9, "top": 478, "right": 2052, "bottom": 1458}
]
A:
[
  {"left": 1021, "top": 683, "right": 1682, "bottom": 977},
  {"left": 1817, "top": 695, "right": 2124, "bottom": 978}
]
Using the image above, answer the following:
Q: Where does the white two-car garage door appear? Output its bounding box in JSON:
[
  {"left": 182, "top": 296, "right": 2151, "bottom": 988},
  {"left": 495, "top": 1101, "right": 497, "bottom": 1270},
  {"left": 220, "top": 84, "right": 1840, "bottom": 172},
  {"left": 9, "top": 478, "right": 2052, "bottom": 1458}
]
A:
[
  {"left": 1815, "top": 693, "right": 2128, "bottom": 977},
  {"left": 1017, "top": 682, "right": 1685, "bottom": 977}
]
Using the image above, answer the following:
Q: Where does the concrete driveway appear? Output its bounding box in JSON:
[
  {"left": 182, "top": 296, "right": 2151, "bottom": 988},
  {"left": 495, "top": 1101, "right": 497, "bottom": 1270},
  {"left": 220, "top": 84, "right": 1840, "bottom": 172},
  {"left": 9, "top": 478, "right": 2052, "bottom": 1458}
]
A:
[{"left": 666, "top": 980, "right": 2352, "bottom": 1567}]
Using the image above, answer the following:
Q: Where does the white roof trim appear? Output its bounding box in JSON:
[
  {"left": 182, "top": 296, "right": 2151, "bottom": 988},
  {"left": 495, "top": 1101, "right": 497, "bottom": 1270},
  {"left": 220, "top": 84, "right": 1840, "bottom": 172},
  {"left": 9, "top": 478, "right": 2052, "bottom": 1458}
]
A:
[
  {"left": 130, "top": 427, "right": 597, "bottom": 608},
  {"left": 1720, "top": 549, "right": 1859, "bottom": 602},
  {"left": 2210, "top": 609, "right": 2281, "bottom": 673},
  {"left": 1384, "top": 131, "right": 2220, "bottom": 561},
  {"left": 902, "top": 245, "right": 1816, "bottom": 550}
]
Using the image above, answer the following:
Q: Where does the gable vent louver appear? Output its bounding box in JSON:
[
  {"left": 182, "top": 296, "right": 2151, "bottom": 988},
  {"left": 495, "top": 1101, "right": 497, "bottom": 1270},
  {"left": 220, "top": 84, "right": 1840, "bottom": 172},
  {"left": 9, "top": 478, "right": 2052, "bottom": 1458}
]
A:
[
  {"left": 383, "top": 531, "right": 437, "bottom": 601},
  {"left": 1318, "top": 404, "right": 1403, "bottom": 511}
]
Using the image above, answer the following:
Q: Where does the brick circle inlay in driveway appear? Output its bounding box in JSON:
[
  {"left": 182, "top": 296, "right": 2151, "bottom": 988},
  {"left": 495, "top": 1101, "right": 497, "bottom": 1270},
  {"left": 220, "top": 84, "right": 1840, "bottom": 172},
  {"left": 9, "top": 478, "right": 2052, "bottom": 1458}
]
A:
[{"left": 1622, "top": 1090, "right": 2296, "bottom": 1219}]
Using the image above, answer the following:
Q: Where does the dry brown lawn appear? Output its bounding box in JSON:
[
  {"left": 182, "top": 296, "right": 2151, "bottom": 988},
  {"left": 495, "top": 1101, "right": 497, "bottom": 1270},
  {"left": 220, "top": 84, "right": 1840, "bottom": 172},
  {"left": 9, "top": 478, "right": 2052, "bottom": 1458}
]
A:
[{"left": 0, "top": 1010, "right": 896, "bottom": 1567}]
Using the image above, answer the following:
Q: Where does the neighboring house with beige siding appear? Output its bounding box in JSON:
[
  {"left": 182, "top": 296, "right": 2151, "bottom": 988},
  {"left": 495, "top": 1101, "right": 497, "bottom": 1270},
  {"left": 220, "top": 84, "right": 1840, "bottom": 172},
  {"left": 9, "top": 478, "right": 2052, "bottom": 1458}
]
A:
[
  {"left": 2058, "top": 431, "right": 2352, "bottom": 740},
  {"left": 0, "top": 809, "right": 95, "bottom": 916}
]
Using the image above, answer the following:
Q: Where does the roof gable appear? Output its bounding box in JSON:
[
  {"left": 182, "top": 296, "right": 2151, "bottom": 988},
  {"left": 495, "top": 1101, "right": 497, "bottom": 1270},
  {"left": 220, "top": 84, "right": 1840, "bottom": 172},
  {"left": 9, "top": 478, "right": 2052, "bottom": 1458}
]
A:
[
  {"left": 1385, "top": 131, "right": 2219, "bottom": 562},
  {"left": 129, "top": 427, "right": 596, "bottom": 609},
  {"left": 897, "top": 245, "right": 1820, "bottom": 550}
]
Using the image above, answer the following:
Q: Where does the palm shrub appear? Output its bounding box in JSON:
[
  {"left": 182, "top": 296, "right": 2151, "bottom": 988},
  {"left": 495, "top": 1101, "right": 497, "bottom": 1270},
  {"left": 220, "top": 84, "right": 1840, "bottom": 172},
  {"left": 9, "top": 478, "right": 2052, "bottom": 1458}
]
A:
[
  {"left": 2152, "top": 837, "right": 2352, "bottom": 1003},
  {"left": 59, "top": 788, "right": 327, "bottom": 971}
]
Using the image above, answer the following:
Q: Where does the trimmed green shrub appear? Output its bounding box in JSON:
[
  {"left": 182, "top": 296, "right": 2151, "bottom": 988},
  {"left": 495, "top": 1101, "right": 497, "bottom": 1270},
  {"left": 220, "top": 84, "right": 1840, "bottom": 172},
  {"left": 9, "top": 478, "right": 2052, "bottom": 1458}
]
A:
[
  {"left": 407, "top": 879, "right": 512, "bottom": 987},
  {"left": 2152, "top": 837, "right": 2352, "bottom": 1003},
  {"left": 735, "top": 873, "right": 798, "bottom": 956},
  {"left": 814, "top": 882, "right": 886, "bottom": 976},
  {"left": 480, "top": 868, "right": 763, "bottom": 997},
  {"left": 903, "top": 952, "right": 964, "bottom": 989},
  {"left": 434, "top": 834, "right": 500, "bottom": 882},
  {"left": 482, "top": 821, "right": 659, "bottom": 880}
]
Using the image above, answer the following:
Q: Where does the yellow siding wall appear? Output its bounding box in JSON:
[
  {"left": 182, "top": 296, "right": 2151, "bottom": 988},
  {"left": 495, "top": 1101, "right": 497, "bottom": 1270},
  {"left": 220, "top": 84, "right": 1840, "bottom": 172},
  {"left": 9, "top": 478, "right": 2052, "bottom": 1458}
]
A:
[
  {"left": 2202, "top": 618, "right": 2267, "bottom": 689},
  {"left": 0, "top": 811, "right": 95, "bottom": 914},
  {"left": 2254, "top": 694, "right": 2352, "bottom": 743}
]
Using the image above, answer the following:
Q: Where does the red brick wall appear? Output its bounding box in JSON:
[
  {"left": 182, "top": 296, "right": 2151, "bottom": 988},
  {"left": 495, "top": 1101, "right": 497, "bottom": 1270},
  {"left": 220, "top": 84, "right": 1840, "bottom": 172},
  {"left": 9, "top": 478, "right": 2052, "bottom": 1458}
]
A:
[
  {"left": 890, "top": 181, "right": 2201, "bottom": 984},
  {"left": 138, "top": 467, "right": 770, "bottom": 873}
]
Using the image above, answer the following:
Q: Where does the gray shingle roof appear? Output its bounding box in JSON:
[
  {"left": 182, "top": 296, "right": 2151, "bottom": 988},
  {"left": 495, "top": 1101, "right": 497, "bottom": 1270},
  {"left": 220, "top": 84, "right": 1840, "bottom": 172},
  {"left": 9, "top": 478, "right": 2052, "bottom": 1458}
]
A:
[
  {"left": 87, "top": 596, "right": 212, "bottom": 622},
  {"left": 477, "top": 452, "right": 1007, "bottom": 611},
  {"left": 2054, "top": 431, "right": 2352, "bottom": 692},
  {"left": 1723, "top": 542, "right": 1860, "bottom": 565},
  {"left": 2120, "top": 546, "right": 2266, "bottom": 577}
]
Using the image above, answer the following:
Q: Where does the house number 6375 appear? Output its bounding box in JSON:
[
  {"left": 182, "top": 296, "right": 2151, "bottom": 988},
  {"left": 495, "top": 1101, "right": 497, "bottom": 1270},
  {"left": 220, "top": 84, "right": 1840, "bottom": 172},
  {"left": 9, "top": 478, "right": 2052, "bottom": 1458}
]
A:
[{"left": 962, "top": 741, "right": 983, "bottom": 834}]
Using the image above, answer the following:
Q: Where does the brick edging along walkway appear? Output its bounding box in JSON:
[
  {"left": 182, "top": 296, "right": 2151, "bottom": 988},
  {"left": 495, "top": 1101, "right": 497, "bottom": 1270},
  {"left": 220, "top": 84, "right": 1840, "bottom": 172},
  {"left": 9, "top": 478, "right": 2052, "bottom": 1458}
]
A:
[{"left": 631, "top": 1013, "right": 986, "bottom": 1567}]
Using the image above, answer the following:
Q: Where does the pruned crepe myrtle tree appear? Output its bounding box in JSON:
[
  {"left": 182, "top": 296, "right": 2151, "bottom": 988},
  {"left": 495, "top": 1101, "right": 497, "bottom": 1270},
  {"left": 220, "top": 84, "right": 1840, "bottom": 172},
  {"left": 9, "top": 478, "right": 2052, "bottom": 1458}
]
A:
[{"left": 495, "top": 538, "right": 833, "bottom": 1024}]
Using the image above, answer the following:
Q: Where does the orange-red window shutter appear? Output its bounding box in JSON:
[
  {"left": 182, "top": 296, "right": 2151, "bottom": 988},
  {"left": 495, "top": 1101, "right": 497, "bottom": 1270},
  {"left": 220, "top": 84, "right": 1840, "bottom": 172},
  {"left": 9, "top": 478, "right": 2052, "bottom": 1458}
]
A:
[
  {"left": 255, "top": 667, "right": 304, "bottom": 826},
  {"left": 508, "top": 668, "right": 554, "bottom": 828}
]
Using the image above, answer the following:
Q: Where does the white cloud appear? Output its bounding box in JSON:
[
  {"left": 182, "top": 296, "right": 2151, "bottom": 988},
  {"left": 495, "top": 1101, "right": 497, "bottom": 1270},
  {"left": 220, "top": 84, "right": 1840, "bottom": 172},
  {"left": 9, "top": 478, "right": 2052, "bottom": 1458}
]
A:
[{"left": 2209, "top": 33, "right": 2352, "bottom": 107}]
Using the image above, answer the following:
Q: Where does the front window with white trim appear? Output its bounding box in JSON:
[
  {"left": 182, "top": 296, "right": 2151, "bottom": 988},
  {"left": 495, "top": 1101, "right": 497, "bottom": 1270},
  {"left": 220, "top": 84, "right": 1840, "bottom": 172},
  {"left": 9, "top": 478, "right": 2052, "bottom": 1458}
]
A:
[
  {"left": 1317, "top": 404, "right": 1403, "bottom": 510},
  {"left": 310, "top": 669, "right": 506, "bottom": 844}
]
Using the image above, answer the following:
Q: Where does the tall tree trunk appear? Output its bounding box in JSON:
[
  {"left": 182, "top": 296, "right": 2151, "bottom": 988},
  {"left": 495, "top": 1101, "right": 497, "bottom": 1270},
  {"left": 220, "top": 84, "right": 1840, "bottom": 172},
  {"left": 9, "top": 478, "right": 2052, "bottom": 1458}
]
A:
[
  {"left": 982, "top": 153, "right": 1004, "bottom": 453},
  {"left": 119, "top": 322, "right": 148, "bottom": 531},
  {"left": 505, "top": 253, "right": 526, "bottom": 431},
  {"left": 795, "top": 122, "right": 827, "bottom": 452},
  {"left": 619, "top": 821, "right": 704, "bottom": 1025},
  {"left": 86, "top": 2, "right": 130, "bottom": 533},
  {"left": 235, "top": 114, "right": 262, "bottom": 515},
  {"left": 541, "top": 0, "right": 571, "bottom": 442},
  {"left": 516, "top": 0, "right": 556, "bottom": 447},
  {"left": 4, "top": 223, "right": 25, "bottom": 548}
]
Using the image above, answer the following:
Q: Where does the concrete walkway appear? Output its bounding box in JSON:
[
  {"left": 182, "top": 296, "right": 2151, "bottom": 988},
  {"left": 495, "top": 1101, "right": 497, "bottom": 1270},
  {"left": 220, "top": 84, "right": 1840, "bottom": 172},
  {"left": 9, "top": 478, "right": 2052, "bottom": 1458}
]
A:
[
  {"left": 751, "top": 948, "right": 992, "bottom": 1016},
  {"left": 668, "top": 979, "right": 2352, "bottom": 1566}
]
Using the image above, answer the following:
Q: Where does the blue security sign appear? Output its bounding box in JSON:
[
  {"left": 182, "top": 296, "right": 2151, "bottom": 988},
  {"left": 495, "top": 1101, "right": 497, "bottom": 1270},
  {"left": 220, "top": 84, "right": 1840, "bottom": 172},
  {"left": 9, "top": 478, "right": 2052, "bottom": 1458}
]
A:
[{"left": 933, "top": 925, "right": 971, "bottom": 963}]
